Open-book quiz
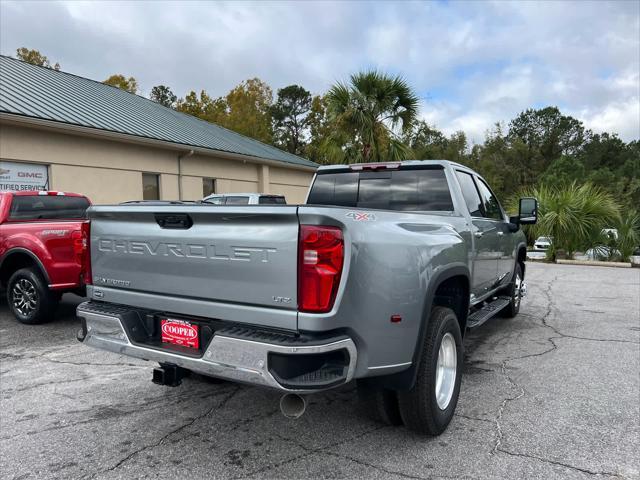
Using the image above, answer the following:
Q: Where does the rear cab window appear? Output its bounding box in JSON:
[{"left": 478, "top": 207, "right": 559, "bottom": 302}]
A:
[
  {"left": 9, "top": 195, "right": 90, "bottom": 220},
  {"left": 203, "top": 197, "right": 225, "bottom": 205},
  {"left": 223, "top": 196, "right": 250, "bottom": 205},
  {"left": 258, "top": 196, "right": 286, "bottom": 205},
  {"left": 307, "top": 168, "right": 454, "bottom": 212}
]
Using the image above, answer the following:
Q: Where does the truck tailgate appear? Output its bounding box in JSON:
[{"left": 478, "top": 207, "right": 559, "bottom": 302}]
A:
[{"left": 88, "top": 205, "right": 299, "bottom": 327}]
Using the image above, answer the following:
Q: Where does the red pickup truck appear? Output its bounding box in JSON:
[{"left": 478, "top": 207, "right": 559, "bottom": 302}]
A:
[{"left": 0, "top": 191, "right": 91, "bottom": 324}]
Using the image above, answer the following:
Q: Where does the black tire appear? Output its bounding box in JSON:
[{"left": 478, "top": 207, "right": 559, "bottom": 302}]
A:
[
  {"left": 501, "top": 263, "right": 523, "bottom": 318},
  {"left": 397, "top": 306, "right": 463, "bottom": 435},
  {"left": 357, "top": 380, "right": 403, "bottom": 426},
  {"left": 6, "top": 268, "right": 58, "bottom": 324}
]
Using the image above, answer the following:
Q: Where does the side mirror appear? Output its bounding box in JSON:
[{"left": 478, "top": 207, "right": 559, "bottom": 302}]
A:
[{"left": 518, "top": 197, "right": 538, "bottom": 225}]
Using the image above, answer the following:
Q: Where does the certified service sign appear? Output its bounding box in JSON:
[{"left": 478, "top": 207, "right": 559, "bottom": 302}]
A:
[{"left": 0, "top": 161, "right": 48, "bottom": 191}]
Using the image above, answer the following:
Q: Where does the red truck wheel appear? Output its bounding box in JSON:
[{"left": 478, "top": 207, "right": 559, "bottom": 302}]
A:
[{"left": 6, "top": 268, "right": 58, "bottom": 324}]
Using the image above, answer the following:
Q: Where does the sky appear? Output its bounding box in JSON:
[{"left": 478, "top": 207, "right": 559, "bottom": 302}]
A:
[{"left": 1, "top": 0, "right": 639, "bottom": 143}]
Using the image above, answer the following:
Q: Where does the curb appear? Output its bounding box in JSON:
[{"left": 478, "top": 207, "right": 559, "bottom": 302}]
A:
[{"left": 556, "top": 259, "right": 632, "bottom": 268}]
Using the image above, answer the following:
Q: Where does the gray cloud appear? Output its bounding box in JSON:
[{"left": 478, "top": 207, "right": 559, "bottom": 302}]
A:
[{"left": 1, "top": 0, "right": 638, "bottom": 141}]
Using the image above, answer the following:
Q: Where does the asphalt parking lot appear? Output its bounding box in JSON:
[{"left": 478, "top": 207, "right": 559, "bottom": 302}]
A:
[{"left": 0, "top": 263, "right": 638, "bottom": 480}]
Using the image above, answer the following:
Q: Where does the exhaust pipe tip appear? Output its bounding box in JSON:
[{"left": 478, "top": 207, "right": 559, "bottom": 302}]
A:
[{"left": 280, "top": 393, "right": 306, "bottom": 419}]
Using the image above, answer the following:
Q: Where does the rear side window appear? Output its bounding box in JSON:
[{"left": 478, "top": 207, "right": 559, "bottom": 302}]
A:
[
  {"left": 455, "top": 171, "right": 483, "bottom": 217},
  {"left": 9, "top": 195, "right": 90, "bottom": 220},
  {"left": 259, "top": 196, "right": 286, "bottom": 205},
  {"left": 203, "top": 196, "right": 225, "bottom": 205},
  {"left": 224, "top": 196, "right": 250, "bottom": 205},
  {"left": 307, "top": 168, "right": 453, "bottom": 211}
]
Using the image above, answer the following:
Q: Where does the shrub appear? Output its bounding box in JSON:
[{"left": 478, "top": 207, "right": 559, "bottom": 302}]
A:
[{"left": 511, "top": 183, "right": 620, "bottom": 261}]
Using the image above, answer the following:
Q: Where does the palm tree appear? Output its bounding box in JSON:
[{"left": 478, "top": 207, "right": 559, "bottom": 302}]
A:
[
  {"left": 512, "top": 182, "right": 620, "bottom": 261},
  {"left": 614, "top": 210, "right": 640, "bottom": 261},
  {"left": 324, "top": 70, "right": 419, "bottom": 163}
]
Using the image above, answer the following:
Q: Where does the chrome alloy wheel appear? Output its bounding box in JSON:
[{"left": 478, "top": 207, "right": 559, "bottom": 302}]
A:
[
  {"left": 435, "top": 332, "right": 457, "bottom": 410},
  {"left": 513, "top": 272, "right": 523, "bottom": 309},
  {"left": 12, "top": 279, "right": 38, "bottom": 317}
]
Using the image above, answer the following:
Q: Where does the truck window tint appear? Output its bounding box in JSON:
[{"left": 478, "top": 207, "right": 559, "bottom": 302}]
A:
[
  {"left": 455, "top": 171, "right": 483, "bottom": 217},
  {"left": 475, "top": 178, "right": 503, "bottom": 220},
  {"left": 308, "top": 169, "right": 453, "bottom": 211},
  {"left": 224, "top": 196, "right": 250, "bottom": 205},
  {"left": 9, "top": 195, "right": 90, "bottom": 220},
  {"left": 308, "top": 172, "right": 359, "bottom": 207},
  {"left": 259, "top": 196, "right": 286, "bottom": 204}
]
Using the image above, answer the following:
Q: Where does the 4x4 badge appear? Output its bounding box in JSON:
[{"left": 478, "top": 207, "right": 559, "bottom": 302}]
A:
[{"left": 346, "top": 211, "right": 376, "bottom": 221}]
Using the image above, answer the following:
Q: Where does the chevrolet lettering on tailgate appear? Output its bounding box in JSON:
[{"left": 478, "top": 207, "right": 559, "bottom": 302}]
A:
[{"left": 98, "top": 239, "right": 276, "bottom": 263}]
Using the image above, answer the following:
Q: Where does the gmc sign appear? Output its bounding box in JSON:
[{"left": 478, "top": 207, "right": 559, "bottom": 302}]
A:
[{"left": 0, "top": 161, "right": 48, "bottom": 191}]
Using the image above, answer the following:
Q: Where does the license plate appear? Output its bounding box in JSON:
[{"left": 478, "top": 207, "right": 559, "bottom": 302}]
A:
[{"left": 161, "top": 319, "right": 199, "bottom": 349}]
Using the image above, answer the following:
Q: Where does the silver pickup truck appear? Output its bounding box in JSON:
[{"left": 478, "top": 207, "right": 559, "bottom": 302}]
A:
[{"left": 77, "top": 160, "right": 537, "bottom": 435}]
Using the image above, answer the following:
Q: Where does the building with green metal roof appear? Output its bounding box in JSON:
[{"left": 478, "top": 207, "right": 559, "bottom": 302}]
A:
[{"left": 0, "top": 55, "right": 317, "bottom": 203}]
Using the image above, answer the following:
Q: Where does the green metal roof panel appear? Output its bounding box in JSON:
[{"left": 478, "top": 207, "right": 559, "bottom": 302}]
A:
[{"left": 0, "top": 56, "right": 317, "bottom": 168}]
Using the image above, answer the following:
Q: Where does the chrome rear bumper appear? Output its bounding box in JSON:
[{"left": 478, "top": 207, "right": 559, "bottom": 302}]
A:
[{"left": 76, "top": 302, "right": 357, "bottom": 393}]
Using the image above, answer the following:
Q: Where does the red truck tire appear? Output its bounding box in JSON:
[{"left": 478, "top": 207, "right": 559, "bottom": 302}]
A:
[{"left": 6, "top": 267, "right": 59, "bottom": 324}]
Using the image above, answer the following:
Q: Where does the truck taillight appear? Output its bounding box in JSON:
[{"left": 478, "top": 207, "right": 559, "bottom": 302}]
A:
[
  {"left": 72, "top": 222, "right": 92, "bottom": 285},
  {"left": 298, "top": 225, "right": 344, "bottom": 313}
]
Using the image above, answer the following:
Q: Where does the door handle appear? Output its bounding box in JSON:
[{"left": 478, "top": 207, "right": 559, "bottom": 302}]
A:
[
  {"left": 474, "top": 231, "right": 484, "bottom": 238},
  {"left": 155, "top": 213, "right": 193, "bottom": 229}
]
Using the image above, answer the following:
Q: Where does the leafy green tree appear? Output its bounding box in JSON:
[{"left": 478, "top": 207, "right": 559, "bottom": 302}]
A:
[
  {"left": 176, "top": 90, "right": 226, "bottom": 122},
  {"left": 405, "top": 121, "right": 448, "bottom": 159},
  {"left": 271, "top": 85, "right": 312, "bottom": 155},
  {"left": 539, "top": 156, "right": 586, "bottom": 188},
  {"left": 16, "top": 48, "right": 60, "bottom": 70},
  {"left": 507, "top": 107, "right": 588, "bottom": 187},
  {"left": 468, "top": 125, "right": 514, "bottom": 199},
  {"left": 444, "top": 131, "right": 469, "bottom": 165},
  {"left": 580, "top": 134, "right": 639, "bottom": 210},
  {"left": 176, "top": 90, "right": 206, "bottom": 117},
  {"left": 103, "top": 74, "right": 138, "bottom": 94},
  {"left": 614, "top": 210, "right": 640, "bottom": 261},
  {"left": 150, "top": 85, "right": 177, "bottom": 108},
  {"left": 176, "top": 79, "right": 274, "bottom": 144},
  {"left": 508, "top": 106, "right": 588, "bottom": 161},
  {"left": 616, "top": 149, "right": 640, "bottom": 211},
  {"left": 223, "top": 78, "right": 274, "bottom": 144},
  {"left": 325, "top": 70, "right": 419, "bottom": 163},
  {"left": 579, "top": 132, "right": 629, "bottom": 170},
  {"left": 304, "top": 95, "right": 334, "bottom": 164}
]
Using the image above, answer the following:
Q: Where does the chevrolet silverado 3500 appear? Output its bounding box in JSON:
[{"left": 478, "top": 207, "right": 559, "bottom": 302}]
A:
[{"left": 76, "top": 160, "right": 537, "bottom": 435}]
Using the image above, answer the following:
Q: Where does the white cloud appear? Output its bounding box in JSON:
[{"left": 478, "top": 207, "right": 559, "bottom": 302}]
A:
[{"left": 571, "top": 98, "right": 640, "bottom": 140}]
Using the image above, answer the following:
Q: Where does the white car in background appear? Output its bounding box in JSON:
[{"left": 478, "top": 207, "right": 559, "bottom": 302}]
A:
[
  {"left": 534, "top": 236, "right": 552, "bottom": 251},
  {"left": 202, "top": 193, "right": 286, "bottom": 205}
]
